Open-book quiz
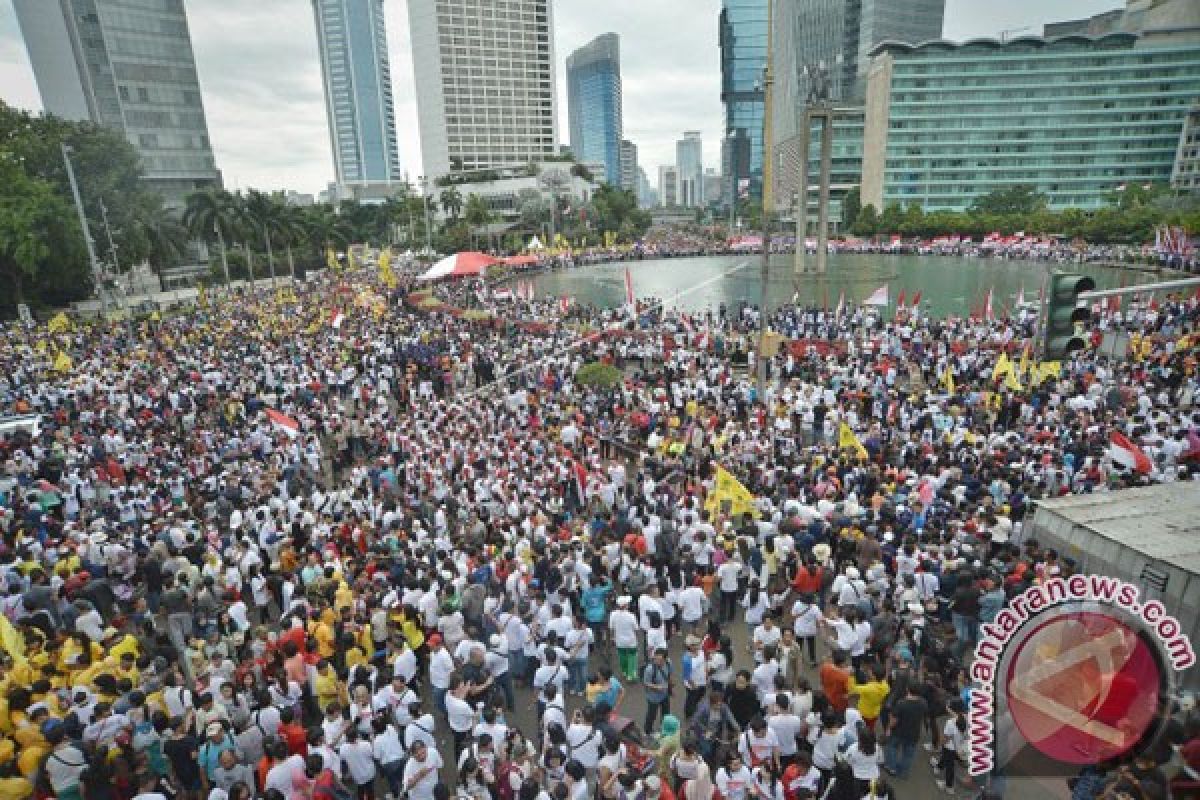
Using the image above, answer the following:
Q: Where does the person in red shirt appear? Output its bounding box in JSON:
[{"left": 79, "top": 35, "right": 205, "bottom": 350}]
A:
[
  {"left": 278, "top": 707, "right": 308, "bottom": 757},
  {"left": 819, "top": 650, "right": 851, "bottom": 714}
]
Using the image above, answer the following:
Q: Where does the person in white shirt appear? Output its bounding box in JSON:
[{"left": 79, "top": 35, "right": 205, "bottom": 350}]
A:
[
  {"left": 404, "top": 707, "right": 437, "bottom": 753},
  {"left": 766, "top": 694, "right": 804, "bottom": 762},
  {"left": 263, "top": 747, "right": 308, "bottom": 800},
  {"left": 337, "top": 727, "right": 377, "bottom": 794},
  {"left": 751, "top": 615, "right": 782, "bottom": 663},
  {"left": 843, "top": 730, "right": 882, "bottom": 786},
  {"left": 716, "top": 753, "right": 757, "bottom": 800},
  {"left": 608, "top": 596, "right": 641, "bottom": 682},
  {"left": 402, "top": 740, "right": 443, "bottom": 800},
  {"left": 370, "top": 717, "right": 406, "bottom": 797},
  {"left": 533, "top": 651, "right": 569, "bottom": 715},
  {"left": 716, "top": 558, "right": 743, "bottom": 623},
  {"left": 427, "top": 635, "right": 455, "bottom": 714},
  {"left": 738, "top": 718, "right": 781, "bottom": 772},
  {"left": 678, "top": 584, "right": 708, "bottom": 633},
  {"left": 444, "top": 677, "right": 477, "bottom": 755}
]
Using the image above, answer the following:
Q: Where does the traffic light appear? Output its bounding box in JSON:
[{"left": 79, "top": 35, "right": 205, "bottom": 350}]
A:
[{"left": 1042, "top": 272, "right": 1095, "bottom": 359}]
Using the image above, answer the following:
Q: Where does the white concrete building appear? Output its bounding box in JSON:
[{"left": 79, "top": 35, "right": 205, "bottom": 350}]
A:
[{"left": 408, "top": 0, "right": 560, "bottom": 181}]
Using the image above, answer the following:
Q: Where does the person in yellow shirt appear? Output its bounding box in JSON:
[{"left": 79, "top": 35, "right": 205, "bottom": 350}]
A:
[
  {"left": 312, "top": 618, "right": 336, "bottom": 659},
  {"left": 848, "top": 665, "right": 890, "bottom": 730},
  {"left": 312, "top": 660, "right": 344, "bottom": 714}
]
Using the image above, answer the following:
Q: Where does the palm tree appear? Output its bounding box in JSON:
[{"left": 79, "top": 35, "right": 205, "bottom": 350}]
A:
[
  {"left": 275, "top": 203, "right": 306, "bottom": 280},
  {"left": 440, "top": 186, "right": 463, "bottom": 220},
  {"left": 129, "top": 197, "right": 188, "bottom": 291},
  {"left": 183, "top": 189, "right": 236, "bottom": 286},
  {"left": 243, "top": 189, "right": 283, "bottom": 286},
  {"left": 303, "top": 205, "right": 352, "bottom": 261},
  {"left": 464, "top": 193, "right": 494, "bottom": 251}
]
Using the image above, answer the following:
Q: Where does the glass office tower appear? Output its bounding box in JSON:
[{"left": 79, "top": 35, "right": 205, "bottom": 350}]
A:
[
  {"left": 312, "top": 0, "right": 402, "bottom": 191},
  {"left": 566, "top": 33, "right": 624, "bottom": 186},
  {"left": 719, "top": 0, "right": 769, "bottom": 203},
  {"left": 13, "top": 0, "right": 221, "bottom": 205}
]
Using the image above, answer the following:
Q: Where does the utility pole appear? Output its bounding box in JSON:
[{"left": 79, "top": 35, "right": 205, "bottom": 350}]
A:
[
  {"left": 757, "top": 0, "right": 775, "bottom": 396},
  {"left": 62, "top": 143, "right": 107, "bottom": 312}
]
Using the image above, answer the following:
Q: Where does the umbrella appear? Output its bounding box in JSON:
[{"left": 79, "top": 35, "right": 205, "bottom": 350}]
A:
[{"left": 418, "top": 251, "right": 498, "bottom": 281}]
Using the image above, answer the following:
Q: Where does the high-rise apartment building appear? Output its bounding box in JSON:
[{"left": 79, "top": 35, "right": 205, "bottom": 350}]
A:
[
  {"left": 567, "top": 33, "right": 624, "bottom": 186},
  {"left": 13, "top": 0, "right": 220, "bottom": 204},
  {"left": 861, "top": 34, "right": 1200, "bottom": 211},
  {"left": 659, "top": 165, "right": 680, "bottom": 207},
  {"left": 409, "top": 0, "right": 559, "bottom": 179},
  {"left": 719, "top": 0, "right": 769, "bottom": 202},
  {"left": 619, "top": 140, "right": 638, "bottom": 192},
  {"left": 1171, "top": 103, "right": 1200, "bottom": 192},
  {"left": 312, "top": 0, "right": 402, "bottom": 194},
  {"left": 676, "top": 131, "right": 705, "bottom": 208}
]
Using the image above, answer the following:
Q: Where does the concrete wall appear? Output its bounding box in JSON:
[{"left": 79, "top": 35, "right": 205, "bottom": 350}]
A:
[{"left": 860, "top": 52, "right": 892, "bottom": 211}]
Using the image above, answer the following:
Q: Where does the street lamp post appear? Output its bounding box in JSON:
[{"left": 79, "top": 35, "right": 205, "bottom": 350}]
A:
[
  {"left": 757, "top": 0, "right": 775, "bottom": 396},
  {"left": 420, "top": 176, "right": 433, "bottom": 255},
  {"left": 61, "top": 143, "right": 107, "bottom": 312}
]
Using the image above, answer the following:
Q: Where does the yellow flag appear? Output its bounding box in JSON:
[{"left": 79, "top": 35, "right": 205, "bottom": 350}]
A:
[
  {"left": 197, "top": 284, "right": 209, "bottom": 309},
  {"left": 326, "top": 247, "right": 341, "bottom": 273},
  {"left": 1003, "top": 368, "right": 1023, "bottom": 392},
  {"left": 53, "top": 350, "right": 73, "bottom": 373},
  {"left": 0, "top": 617, "right": 26, "bottom": 668},
  {"left": 1017, "top": 344, "right": 1030, "bottom": 378},
  {"left": 991, "top": 352, "right": 1013, "bottom": 382},
  {"left": 942, "top": 365, "right": 956, "bottom": 394},
  {"left": 379, "top": 248, "right": 398, "bottom": 289},
  {"left": 704, "top": 465, "right": 760, "bottom": 519},
  {"left": 348, "top": 248, "right": 359, "bottom": 271},
  {"left": 839, "top": 422, "right": 869, "bottom": 460},
  {"left": 47, "top": 312, "right": 71, "bottom": 334},
  {"left": 1039, "top": 361, "right": 1061, "bottom": 383}
]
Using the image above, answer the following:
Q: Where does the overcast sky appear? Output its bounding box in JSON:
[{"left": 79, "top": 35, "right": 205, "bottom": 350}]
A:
[{"left": 0, "top": 0, "right": 1121, "bottom": 195}]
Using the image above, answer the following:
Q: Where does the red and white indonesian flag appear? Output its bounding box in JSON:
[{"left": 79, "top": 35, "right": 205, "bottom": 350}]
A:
[
  {"left": 331, "top": 309, "right": 345, "bottom": 329},
  {"left": 984, "top": 287, "right": 995, "bottom": 321},
  {"left": 624, "top": 266, "right": 635, "bottom": 308},
  {"left": 493, "top": 287, "right": 514, "bottom": 301},
  {"left": 266, "top": 409, "right": 301, "bottom": 438},
  {"left": 864, "top": 285, "right": 889, "bottom": 306},
  {"left": 1109, "top": 431, "right": 1152, "bottom": 474},
  {"left": 835, "top": 291, "right": 845, "bottom": 317}
]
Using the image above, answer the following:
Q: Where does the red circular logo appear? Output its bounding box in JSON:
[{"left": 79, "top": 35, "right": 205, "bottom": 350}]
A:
[{"left": 1004, "top": 611, "right": 1162, "bottom": 765}]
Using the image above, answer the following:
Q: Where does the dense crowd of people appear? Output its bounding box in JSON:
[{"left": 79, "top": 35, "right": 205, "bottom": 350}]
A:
[{"left": 1, "top": 263, "right": 1199, "bottom": 800}]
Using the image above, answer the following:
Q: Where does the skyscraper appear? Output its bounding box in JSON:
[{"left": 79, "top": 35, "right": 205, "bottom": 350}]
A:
[
  {"left": 619, "top": 140, "right": 639, "bottom": 192},
  {"left": 854, "top": 0, "right": 944, "bottom": 86},
  {"left": 567, "top": 33, "right": 624, "bottom": 186},
  {"left": 312, "top": 0, "right": 402, "bottom": 195},
  {"left": 409, "top": 0, "right": 559, "bottom": 179},
  {"left": 719, "top": 0, "right": 769, "bottom": 203},
  {"left": 13, "top": 0, "right": 220, "bottom": 204},
  {"left": 676, "top": 131, "right": 705, "bottom": 208},
  {"left": 659, "top": 165, "right": 680, "bottom": 207}
]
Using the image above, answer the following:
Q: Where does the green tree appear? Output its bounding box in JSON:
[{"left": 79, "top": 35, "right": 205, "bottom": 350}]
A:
[
  {"left": 243, "top": 189, "right": 285, "bottom": 285},
  {"left": 841, "top": 186, "right": 861, "bottom": 230},
  {"left": 464, "top": 193, "right": 494, "bottom": 250},
  {"left": 879, "top": 202, "right": 904, "bottom": 234},
  {"left": 0, "top": 157, "right": 85, "bottom": 307},
  {"left": 127, "top": 195, "right": 188, "bottom": 291},
  {"left": 440, "top": 187, "right": 464, "bottom": 220},
  {"left": 851, "top": 204, "right": 879, "bottom": 236},
  {"left": 969, "top": 185, "right": 1047, "bottom": 216},
  {"left": 183, "top": 189, "right": 238, "bottom": 286}
]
